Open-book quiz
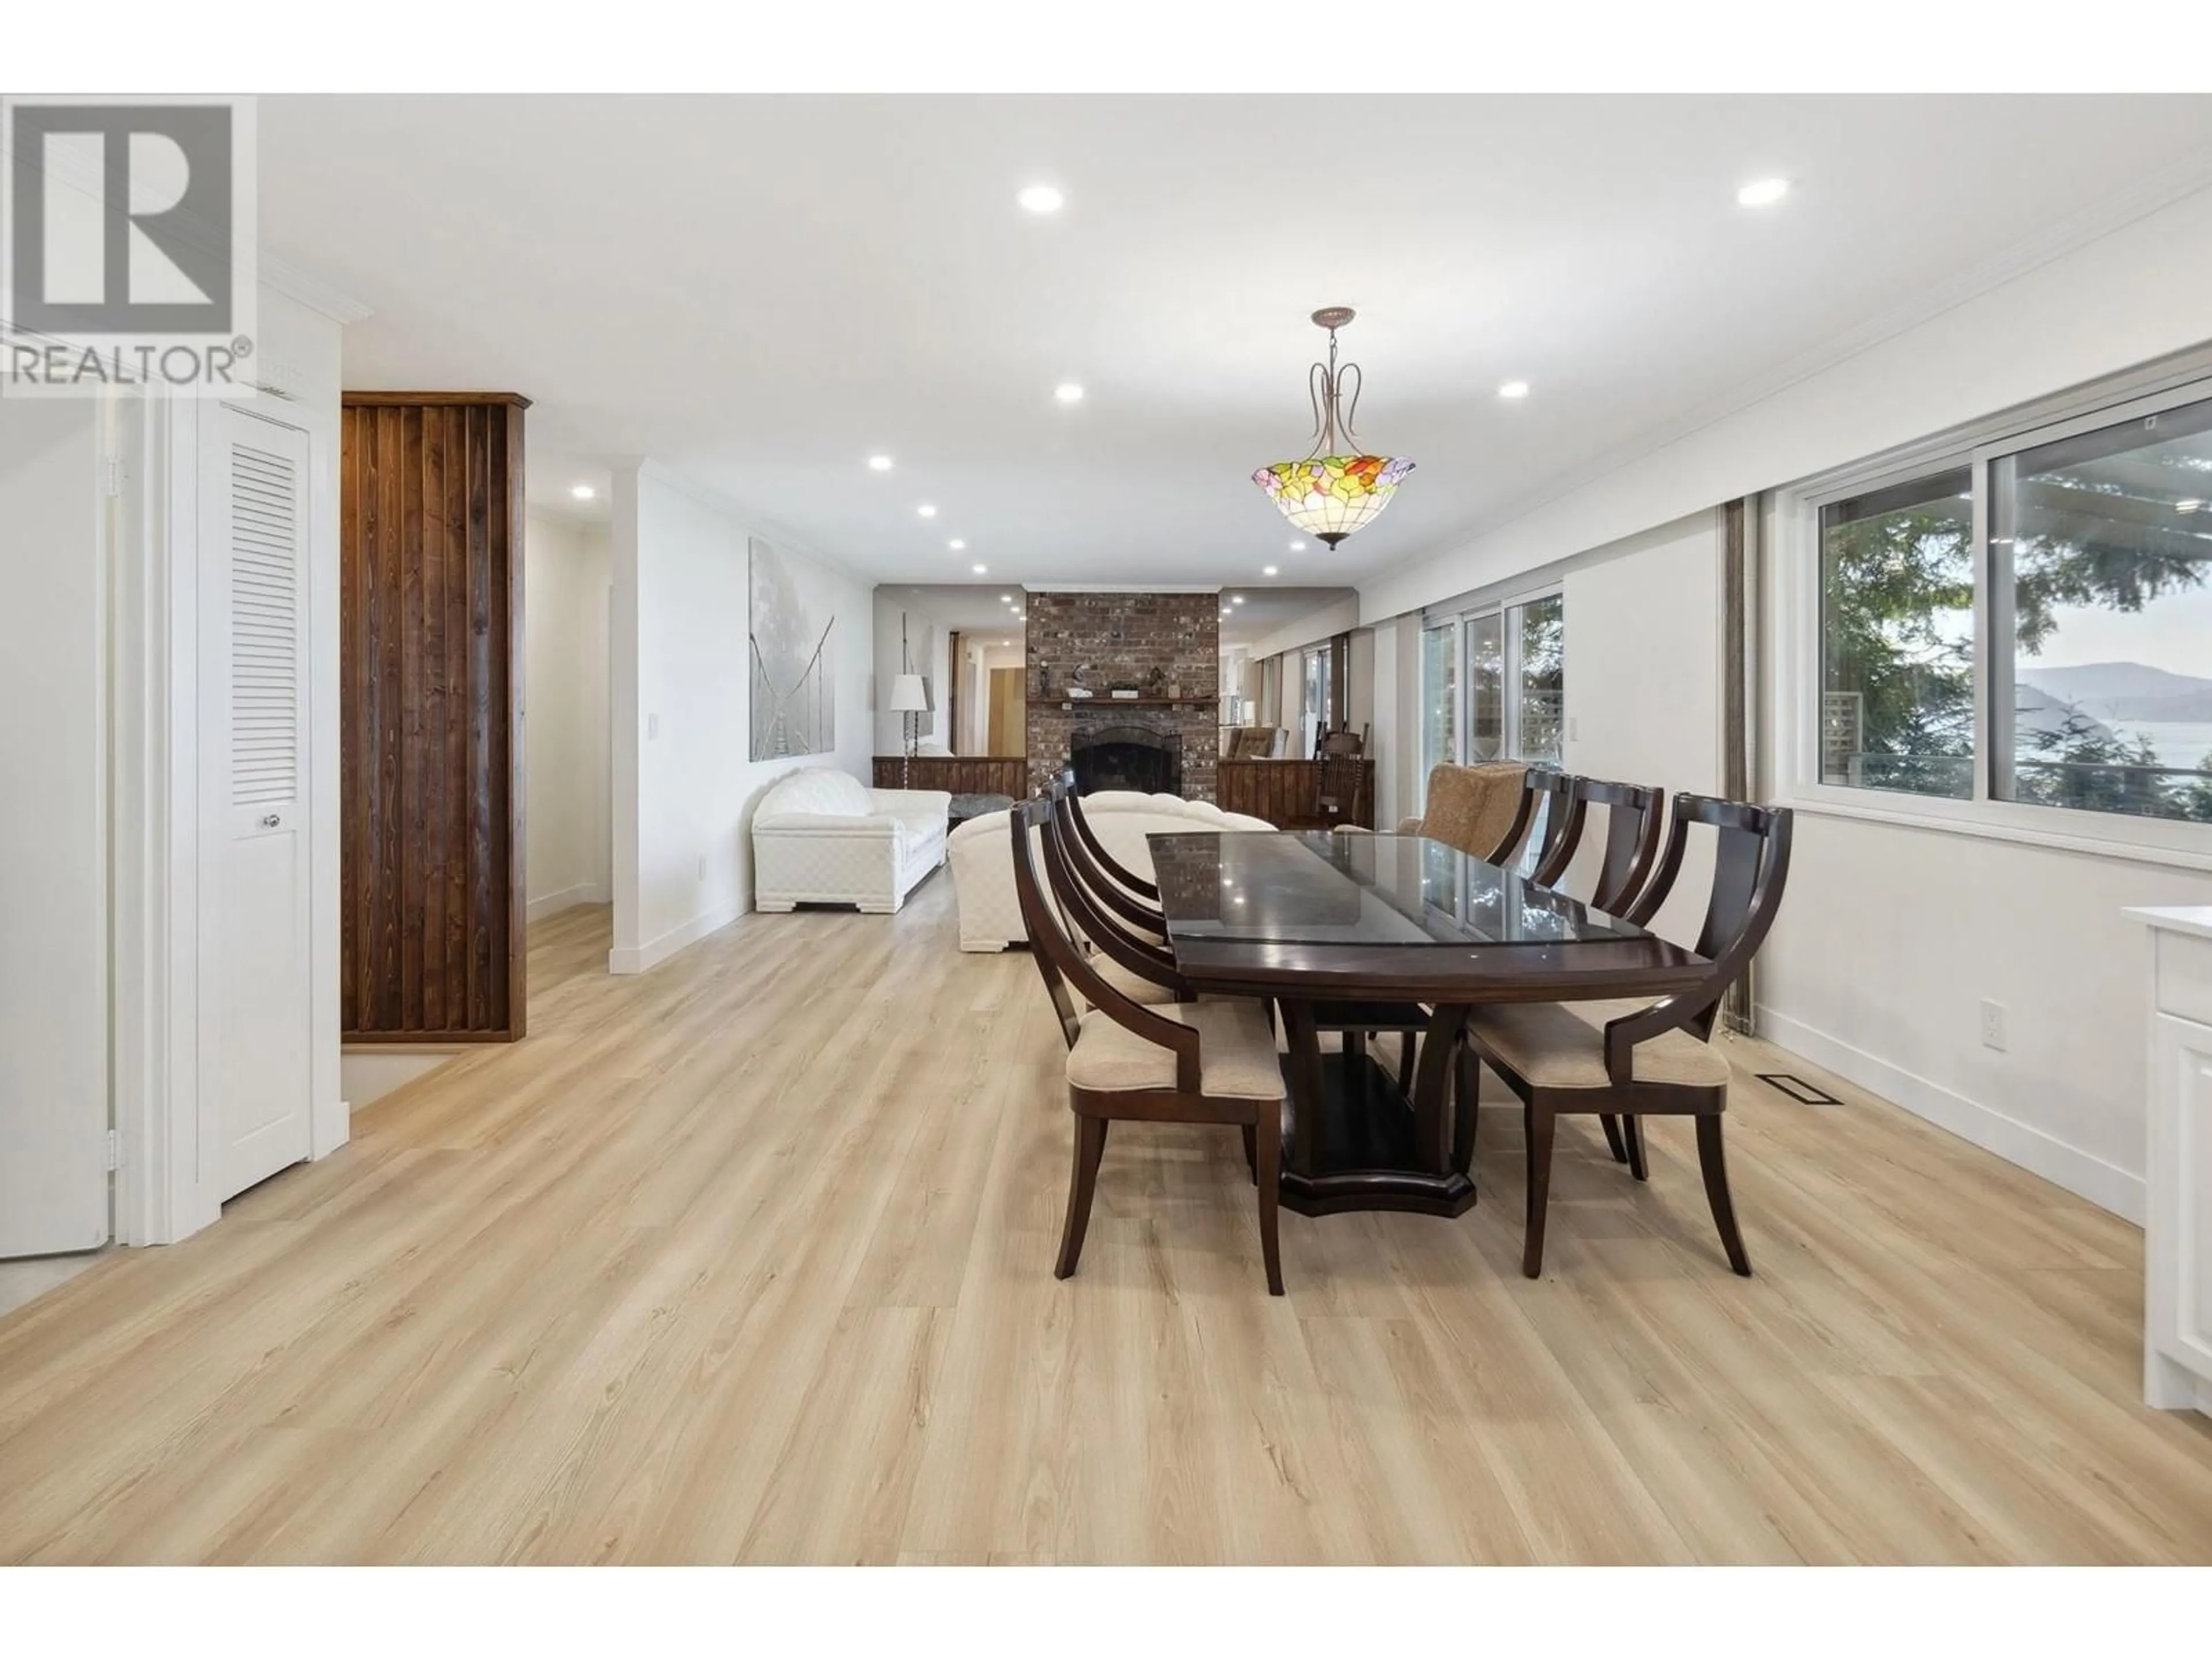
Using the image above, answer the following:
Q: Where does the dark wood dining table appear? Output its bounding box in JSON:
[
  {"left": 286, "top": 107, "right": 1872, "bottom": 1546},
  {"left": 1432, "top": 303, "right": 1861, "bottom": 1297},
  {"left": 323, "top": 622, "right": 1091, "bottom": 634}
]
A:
[{"left": 1147, "top": 830, "right": 1713, "bottom": 1219}]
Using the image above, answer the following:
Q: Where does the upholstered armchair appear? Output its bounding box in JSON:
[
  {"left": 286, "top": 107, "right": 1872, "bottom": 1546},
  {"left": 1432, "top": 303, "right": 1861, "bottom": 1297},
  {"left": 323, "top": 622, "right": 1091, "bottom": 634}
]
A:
[{"left": 1395, "top": 762, "right": 1529, "bottom": 860}]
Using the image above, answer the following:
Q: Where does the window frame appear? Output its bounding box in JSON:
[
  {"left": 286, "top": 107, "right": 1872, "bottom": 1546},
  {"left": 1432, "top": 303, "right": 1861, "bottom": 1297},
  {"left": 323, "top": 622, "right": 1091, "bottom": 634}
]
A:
[{"left": 1777, "top": 358, "right": 2212, "bottom": 868}]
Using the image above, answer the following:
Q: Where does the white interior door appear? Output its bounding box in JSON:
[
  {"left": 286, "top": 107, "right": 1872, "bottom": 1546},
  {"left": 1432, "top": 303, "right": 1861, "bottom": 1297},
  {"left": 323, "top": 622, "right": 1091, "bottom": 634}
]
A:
[{"left": 199, "top": 405, "right": 313, "bottom": 1202}]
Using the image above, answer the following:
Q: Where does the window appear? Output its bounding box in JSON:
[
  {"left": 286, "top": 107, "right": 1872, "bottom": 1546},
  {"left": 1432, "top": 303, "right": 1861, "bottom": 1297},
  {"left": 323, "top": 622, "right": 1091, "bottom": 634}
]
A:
[
  {"left": 1419, "top": 622, "right": 1456, "bottom": 779},
  {"left": 1510, "top": 595, "right": 1563, "bottom": 764},
  {"left": 1300, "top": 645, "right": 1331, "bottom": 753},
  {"left": 1819, "top": 469, "right": 1975, "bottom": 800},
  {"left": 1991, "top": 396, "right": 2212, "bottom": 823},
  {"left": 1806, "top": 373, "right": 2212, "bottom": 829},
  {"left": 1466, "top": 612, "right": 1503, "bottom": 762}
]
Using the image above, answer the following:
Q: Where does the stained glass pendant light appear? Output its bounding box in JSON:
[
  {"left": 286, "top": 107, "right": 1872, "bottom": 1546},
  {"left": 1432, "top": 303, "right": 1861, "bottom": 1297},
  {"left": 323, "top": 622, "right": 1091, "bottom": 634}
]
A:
[{"left": 1251, "top": 307, "right": 1414, "bottom": 547}]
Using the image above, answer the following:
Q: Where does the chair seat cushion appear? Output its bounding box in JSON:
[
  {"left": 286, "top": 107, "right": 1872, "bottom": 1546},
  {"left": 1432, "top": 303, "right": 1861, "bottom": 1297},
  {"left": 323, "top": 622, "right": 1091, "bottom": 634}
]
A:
[
  {"left": 1067, "top": 999, "right": 1283, "bottom": 1101},
  {"left": 1083, "top": 955, "right": 1180, "bottom": 1009},
  {"left": 1471, "top": 1001, "right": 1729, "bottom": 1090}
]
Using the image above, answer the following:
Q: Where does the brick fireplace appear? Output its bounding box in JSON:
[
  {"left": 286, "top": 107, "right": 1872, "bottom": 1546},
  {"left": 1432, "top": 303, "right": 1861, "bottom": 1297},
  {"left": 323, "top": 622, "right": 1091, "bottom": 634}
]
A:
[{"left": 1025, "top": 591, "right": 1219, "bottom": 801}]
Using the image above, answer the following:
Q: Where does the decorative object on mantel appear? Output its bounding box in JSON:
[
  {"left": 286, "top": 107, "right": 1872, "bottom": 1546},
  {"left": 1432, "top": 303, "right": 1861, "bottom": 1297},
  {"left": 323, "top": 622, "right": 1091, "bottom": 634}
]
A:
[
  {"left": 1110, "top": 688, "right": 1140, "bottom": 700},
  {"left": 1251, "top": 306, "right": 1414, "bottom": 548},
  {"left": 1068, "top": 685, "right": 1094, "bottom": 699}
]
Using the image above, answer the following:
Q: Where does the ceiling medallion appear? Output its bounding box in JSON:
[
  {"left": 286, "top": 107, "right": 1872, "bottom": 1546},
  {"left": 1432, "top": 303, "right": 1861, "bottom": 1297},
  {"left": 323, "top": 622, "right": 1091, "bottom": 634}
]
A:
[{"left": 1251, "top": 306, "right": 1414, "bottom": 548}]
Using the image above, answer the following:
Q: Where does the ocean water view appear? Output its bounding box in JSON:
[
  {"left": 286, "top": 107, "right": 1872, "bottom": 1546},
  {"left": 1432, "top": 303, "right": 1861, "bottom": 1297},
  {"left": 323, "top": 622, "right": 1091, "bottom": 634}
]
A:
[{"left": 2111, "top": 720, "right": 2212, "bottom": 771}]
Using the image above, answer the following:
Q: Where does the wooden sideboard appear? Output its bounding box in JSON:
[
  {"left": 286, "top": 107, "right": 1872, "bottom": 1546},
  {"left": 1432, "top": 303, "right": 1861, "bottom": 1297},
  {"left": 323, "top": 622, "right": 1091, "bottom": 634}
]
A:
[
  {"left": 871, "top": 756, "right": 1029, "bottom": 798},
  {"left": 1217, "top": 757, "right": 1375, "bottom": 830}
]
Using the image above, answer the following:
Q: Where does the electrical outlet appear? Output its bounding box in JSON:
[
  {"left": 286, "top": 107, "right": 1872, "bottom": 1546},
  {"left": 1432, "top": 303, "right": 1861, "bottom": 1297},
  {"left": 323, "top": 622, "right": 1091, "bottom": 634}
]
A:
[{"left": 1979, "top": 999, "right": 2008, "bottom": 1052}]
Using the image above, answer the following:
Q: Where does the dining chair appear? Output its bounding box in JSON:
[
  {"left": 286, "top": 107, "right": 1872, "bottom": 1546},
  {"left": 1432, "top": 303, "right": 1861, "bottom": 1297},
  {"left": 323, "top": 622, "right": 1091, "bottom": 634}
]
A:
[
  {"left": 1484, "top": 767, "right": 1576, "bottom": 870},
  {"left": 1043, "top": 789, "right": 1190, "bottom": 1010},
  {"left": 1531, "top": 777, "right": 1666, "bottom": 915},
  {"left": 1313, "top": 752, "right": 1369, "bottom": 828},
  {"left": 1052, "top": 779, "right": 1170, "bottom": 945},
  {"left": 1464, "top": 794, "right": 1794, "bottom": 1278},
  {"left": 1010, "top": 799, "right": 1287, "bottom": 1295}
]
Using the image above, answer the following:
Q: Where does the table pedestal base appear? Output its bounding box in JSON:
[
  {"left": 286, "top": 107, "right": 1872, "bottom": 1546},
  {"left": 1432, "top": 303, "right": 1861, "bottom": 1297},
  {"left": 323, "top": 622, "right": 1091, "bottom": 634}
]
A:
[{"left": 1278, "top": 1051, "right": 1476, "bottom": 1218}]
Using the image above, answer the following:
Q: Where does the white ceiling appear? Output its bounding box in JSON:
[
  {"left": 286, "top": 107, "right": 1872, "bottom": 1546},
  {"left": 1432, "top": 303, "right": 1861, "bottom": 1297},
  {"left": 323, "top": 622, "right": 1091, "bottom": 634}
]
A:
[{"left": 264, "top": 95, "right": 2212, "bottom": 592}]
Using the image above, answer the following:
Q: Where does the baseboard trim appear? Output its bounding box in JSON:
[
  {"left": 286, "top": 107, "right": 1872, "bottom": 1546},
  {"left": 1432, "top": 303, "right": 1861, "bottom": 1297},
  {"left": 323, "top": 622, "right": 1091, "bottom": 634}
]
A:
[
  {"left": 527, "top": 882, "right": 611, "bottom": 923},
  {"left": 1755, "top": 1005, "right": 2144, "bottom": 1224},
  {"left": 608, "top": 900, "right": 744, "bottom": 975}
]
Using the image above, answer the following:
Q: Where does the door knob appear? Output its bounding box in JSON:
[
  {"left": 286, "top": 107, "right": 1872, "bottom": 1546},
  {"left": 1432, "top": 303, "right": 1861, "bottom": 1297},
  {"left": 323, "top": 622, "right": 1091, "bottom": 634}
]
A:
[{"left": 260, "top": 813, "right": 281, "bottom": 828}]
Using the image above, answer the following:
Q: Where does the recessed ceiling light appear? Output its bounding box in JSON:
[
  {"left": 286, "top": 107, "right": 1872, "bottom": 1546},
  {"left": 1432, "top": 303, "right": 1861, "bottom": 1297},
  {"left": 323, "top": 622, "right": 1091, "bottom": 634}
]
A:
[
  {"left": 1736, "top": 176, "right": 1790, "bottom": 208},
  {"left": 1231, "top": 595, "right": 1245, "bottom": 605},
  {"left": 1289, "top": 540, "right": 1306, "bottom": 551},
  {"left": 1017, "top": 184, "right": 1065, "bottom": 214},
  {"left": 1054, "top": 382, "right": 1084, "bottom": 404},
  {"left": 1012, "top": 610, "right": 1024, "bottom": 619},
  {"left": 1498, "top": 380, "right": 1530, "bottom": 400},
  {"left": 972, "top": 563, "right": 987, "bottom": 574},
  {"left": 999, "top": 593, "right": 1013, "bottom": 603},
  {"left": 1263, "top": 565, "right": 1279, "bottom": 577},
  {"left": 948, "top": 538, "right": 966, "bottom": 550},
  {"left": 917, "top": 503, "right": 937, "bottom": 518},
  {"left": 1000, "top": 639, "right": 1010, "bottom": 647},
  {"left": 867, "top": 454, "right": 893, "bottom": 471},
  {"left": 1221, "top": 608, "right": 1231, "bottom": 618},
  {"left": 570, "top": 483, "right": 595, "bottom": 501}
]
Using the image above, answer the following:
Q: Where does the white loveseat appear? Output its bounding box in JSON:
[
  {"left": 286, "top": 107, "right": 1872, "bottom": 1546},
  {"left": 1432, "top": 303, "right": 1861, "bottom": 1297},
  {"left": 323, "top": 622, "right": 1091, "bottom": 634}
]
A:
[
  {"left": 752, "top": 767, "right": 950, "bottom": 915},
  {"left": 947, "top": 789, "right": 1274, "bottom": 952}
]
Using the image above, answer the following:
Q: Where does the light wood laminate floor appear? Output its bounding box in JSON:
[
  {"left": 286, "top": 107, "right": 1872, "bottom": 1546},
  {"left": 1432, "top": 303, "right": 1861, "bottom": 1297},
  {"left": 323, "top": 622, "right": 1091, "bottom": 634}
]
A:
[{"left": 3, "top": 879, "right": 2210, "bottom": 1563}]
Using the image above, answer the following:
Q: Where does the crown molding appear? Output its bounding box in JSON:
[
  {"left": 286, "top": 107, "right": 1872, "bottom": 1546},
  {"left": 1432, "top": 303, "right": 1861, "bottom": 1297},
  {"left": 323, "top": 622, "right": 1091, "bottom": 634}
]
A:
[{"left": 1362, "top": 143, "right": 2212, "bottom": 596}]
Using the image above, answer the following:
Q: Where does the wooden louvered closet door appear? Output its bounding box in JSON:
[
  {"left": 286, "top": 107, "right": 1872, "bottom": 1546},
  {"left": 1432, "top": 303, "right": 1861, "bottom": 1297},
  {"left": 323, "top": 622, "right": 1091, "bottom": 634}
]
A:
[{"left": 340, "top": 392, "right": 528, "bottom": 1040}]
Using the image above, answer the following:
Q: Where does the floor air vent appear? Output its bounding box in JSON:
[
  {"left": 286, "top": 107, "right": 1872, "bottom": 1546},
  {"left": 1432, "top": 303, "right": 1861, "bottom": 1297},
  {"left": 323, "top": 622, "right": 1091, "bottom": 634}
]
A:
[{"left": 1758, "top": 1072, "right": 1842, "bottom": 1106}]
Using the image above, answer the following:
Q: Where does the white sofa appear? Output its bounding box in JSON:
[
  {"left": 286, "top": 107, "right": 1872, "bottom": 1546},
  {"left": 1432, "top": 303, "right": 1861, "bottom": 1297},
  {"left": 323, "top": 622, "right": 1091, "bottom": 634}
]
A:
[
  {"left": 948, "top": 789, "right": 1274, "bottom": 952},
  {"left": 752, "top": 767, "right": 950, "bottom": 915}
]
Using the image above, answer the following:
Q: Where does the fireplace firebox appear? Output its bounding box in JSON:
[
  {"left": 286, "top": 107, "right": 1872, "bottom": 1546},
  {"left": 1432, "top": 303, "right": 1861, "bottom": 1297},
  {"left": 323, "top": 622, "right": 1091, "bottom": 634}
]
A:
[{"left": 1070, "top": 724, "right": 1182, "bottom": 796}]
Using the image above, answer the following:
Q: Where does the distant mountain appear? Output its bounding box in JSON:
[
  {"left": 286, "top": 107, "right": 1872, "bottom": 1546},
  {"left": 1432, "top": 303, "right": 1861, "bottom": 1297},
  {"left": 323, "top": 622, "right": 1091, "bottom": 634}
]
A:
[
  {"left": 2013, "top": 683, "right": 2114, "bottom": 741},
  {"left": 2018, "top": 661, "right": 2212, "bottom": 723}
]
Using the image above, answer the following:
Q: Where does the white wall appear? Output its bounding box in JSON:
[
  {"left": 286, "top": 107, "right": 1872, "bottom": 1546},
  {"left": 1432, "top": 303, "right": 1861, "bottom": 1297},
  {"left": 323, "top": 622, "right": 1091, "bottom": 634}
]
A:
[
  {"left": 1354, "top": 183, "right": 2212, "bottom": 1221},
  {"left": 872, "top": 590, "right": 952, "bottom": 755},
  {"left": 0, "top": 397, "right": 109, "bottom": 1255},
  {"left": 1756, "top": 815, "right": 2207, "bottom": 1221},
  {"left": 609, "top": 465, "right": 873, "bottom": 974},
  {"left": 1558, "top": 512, "right": 1725, "bottom": 945},
  {"left": 524, "top": 513, "right": 612, "bottom": 921}
]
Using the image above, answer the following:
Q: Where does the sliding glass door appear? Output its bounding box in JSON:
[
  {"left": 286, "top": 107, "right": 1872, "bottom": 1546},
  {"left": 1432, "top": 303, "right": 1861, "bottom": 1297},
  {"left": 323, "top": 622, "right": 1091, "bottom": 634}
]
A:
[{"left": 1417, "top": 590, "right": 1566, "bottom": 809}]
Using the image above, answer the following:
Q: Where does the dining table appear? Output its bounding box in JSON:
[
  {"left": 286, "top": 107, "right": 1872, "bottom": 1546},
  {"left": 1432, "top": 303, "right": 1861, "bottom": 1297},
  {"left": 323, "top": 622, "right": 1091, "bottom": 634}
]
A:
[{"left": 1146, "top": 830, "right": 1713, "bottom": 1218}]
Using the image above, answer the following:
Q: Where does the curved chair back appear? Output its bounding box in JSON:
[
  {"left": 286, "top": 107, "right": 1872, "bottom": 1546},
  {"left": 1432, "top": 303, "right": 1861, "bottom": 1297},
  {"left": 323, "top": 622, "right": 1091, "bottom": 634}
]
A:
[
  {"left": 1495, "top": 768, "right": 1578, "bottom": 873},
  {"left": 1059, "top": 772, "right": 1161, "bottom": 901},
  {"left": 1050, "top": 788, "right": 1169, "bottom": 940},
  {"left": 1531, "top": 777, "right": 1665, "bottom": 914},
  {"left": 1008, "top": 800, "right": 1200, "bottom": 1088},
  {"left": 1041, "top": 798, "right": 1183, "bottom": 991},
  {"left": 1604, "top": 796, "right": 1794, "bottom": 1079}
]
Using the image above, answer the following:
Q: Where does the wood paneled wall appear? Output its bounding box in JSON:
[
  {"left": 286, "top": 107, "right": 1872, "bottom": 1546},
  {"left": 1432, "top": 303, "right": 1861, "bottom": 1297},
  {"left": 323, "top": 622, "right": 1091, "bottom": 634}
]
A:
[
  {"left": 1217, "top": 757, "right": 1376, "bottom": 830},
  {"left": 340, "top": 392, "right": 529, "bottom": 1041},
  {"left": 870, "top": 756, "right": 1028, "bottom": 798}
]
